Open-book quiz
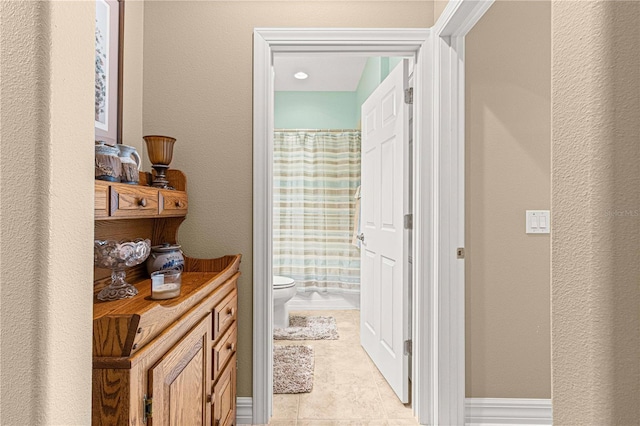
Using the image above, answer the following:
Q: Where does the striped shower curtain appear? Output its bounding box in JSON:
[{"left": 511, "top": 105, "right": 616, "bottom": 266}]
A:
[{"left": 273, "top": 130, "right": 361, "bottom": 293}]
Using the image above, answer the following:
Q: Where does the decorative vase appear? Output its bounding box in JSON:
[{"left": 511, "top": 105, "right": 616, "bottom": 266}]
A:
[{"left": 143, "top": 135, "right": 176, "bottom": 188}]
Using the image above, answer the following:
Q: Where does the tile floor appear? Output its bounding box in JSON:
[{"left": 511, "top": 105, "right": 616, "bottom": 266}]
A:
[{"left": 269, "top": 309, "right": 418, "bottom": 426}]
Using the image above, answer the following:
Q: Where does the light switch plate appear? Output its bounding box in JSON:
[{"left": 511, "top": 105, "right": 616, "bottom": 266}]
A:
[{"left": 526, "top": 210, "right": 550, "bottom": 234}]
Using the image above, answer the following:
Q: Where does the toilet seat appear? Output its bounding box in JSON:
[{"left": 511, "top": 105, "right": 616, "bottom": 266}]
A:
[{"left": 273, "top": 275, "right": 295, "bottom": 289}]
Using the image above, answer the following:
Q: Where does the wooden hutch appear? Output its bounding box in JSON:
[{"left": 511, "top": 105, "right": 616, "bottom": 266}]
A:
[{"left": 93, "top": 170, "right": 239, "bottom": 426}]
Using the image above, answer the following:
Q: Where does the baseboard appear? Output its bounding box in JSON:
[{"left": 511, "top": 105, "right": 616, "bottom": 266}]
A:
[
  {"left": 465, "top": 398, "right": 552, "bottom": 425},
  {"left": 237, "top": 396, "right": 551, "bottom": 425},
  {"left": 236, "top": 397, "right": 253, "bottom": 425}
]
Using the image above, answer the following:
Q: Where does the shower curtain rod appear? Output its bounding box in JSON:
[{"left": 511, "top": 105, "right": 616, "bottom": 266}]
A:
[{"left": 274, "top": 128, "right": 361, "bottom": 133}]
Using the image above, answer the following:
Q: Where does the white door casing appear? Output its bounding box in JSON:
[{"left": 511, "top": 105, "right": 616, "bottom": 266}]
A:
[{"left": 360, "top": 61, "right": 410, "bottom": 403}]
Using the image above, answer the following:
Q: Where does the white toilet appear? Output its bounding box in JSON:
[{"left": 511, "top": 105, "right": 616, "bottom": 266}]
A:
[{"left": 273, "top": 275, "right": 296, "bottom": 328}]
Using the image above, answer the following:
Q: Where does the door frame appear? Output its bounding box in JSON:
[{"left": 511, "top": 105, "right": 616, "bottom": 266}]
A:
[{"left": 253, "top": 3, "right": 492, "bottom": 424}]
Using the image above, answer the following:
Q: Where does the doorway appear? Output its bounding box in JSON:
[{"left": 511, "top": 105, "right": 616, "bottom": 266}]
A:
[
  {"left": 270, "top": 55, "right": 415, "bottom": 422},
  {"left": 253, "top": 29, "right": 431, "bottom": 425}
]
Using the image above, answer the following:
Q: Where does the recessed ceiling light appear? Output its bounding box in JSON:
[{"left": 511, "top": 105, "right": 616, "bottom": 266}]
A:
[{"left": 294, "top": 71, "right": 308, "bottom": 80}]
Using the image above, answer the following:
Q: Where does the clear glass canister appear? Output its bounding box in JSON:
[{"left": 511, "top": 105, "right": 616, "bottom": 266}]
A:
[{"left": 150, "top": 270, "right": 182, "bottom": 300}]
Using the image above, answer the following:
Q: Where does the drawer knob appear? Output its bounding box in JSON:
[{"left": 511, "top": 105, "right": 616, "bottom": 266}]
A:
[
  {"left": 227, "top": 307, "right": 234, "bottom": 316},
  {"left": 227, "top": 343, "right": 235, "bottom": 351},
  {"left": 138, "top": 198, "right": 147, "bottom": 207},
  {"left": 175, "top": 200, "right": 183, "bottom": 208}
]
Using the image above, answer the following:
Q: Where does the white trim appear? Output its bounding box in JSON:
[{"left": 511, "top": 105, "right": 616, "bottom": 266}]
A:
[
  {"left": 252, "top": 30, "right": 273, "bottom": 425},
  {"left": 435, "top": 0, "right": 495, "bottom": 37},
  {"left": 411, "top": 33, "right": 435, "bottom": 425},
  {"left": 254, "top": 28, "right": 430, "bottom": 53},
  {"left": 236, "top": 397, "right": 254, "bottom": 425},
  {"left": 465, "top": 398, "right": 553, "bottom": 426}
]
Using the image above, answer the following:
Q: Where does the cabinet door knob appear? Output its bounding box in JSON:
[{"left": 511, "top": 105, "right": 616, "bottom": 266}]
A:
[
  {"left": 206, "top": 394, "right": 212, "bottom": 404},
  {"left": 138, "top": 198, "right": 147, "bottom": 207}
]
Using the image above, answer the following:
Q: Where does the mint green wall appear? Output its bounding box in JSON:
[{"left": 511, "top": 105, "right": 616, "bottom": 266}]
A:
[
  {"left": 355, "top": 57, "right": 404, "bottom": 121},
  {"left": 274, "top": 91, "right": 358, "bottom": 129},
  {"left": 356, "top": 57, "right": 382, "bottom": 119},
  {"left": 275, "top": 57, "right": 404, "bottom": 129},
  {"left": 387, "top": 57, "right": 403, "bottom": 79}
]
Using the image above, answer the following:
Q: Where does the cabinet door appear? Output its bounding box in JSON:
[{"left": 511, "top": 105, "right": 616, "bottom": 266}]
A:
[
  {"left": 212, "top": 354, "right": 236, "bottom": 426},
  {"left": 149, "top": 314, "right": 212, "bottom": 426}
]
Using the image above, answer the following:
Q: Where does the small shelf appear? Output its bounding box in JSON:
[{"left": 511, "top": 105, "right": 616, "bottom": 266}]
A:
[{"left": 95, "top": 170, "right": 188, "bottom": 220}]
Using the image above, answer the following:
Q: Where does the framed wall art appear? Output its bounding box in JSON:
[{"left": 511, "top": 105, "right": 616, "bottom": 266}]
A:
[{"left": 95, "top": 0, "right": 124, "bottom": 145}]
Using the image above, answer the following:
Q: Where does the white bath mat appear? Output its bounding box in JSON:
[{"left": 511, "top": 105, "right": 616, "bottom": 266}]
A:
[
  {"left": 273, "top": 315, "right": 339, "bottom": 340},
  {"left": 273, "top": 345, "right": 314, "bottom": 394}
]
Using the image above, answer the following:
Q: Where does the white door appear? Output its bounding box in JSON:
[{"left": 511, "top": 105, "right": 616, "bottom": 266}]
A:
[{"left": 360, "top": 61, "right": 410, "bottom": 403}]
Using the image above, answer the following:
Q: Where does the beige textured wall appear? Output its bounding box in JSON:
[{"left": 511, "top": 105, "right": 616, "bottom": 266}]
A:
[
  {"left": 142, "top": 1, "right": 433, "bottom": 397},
  {"left": 465, "top": 1, "right": 551, "bottom": 398},
  {"left": 551, "top": 1, "right": 640, "bottom": 423},
  {"left": 434, "top": 0, "right": 448, "bottom": 23},
  {"left": 0, "top": 1, "right": 94, "bottom": 424},
  {"left": 122, "top": 0, "right": 146, "bottom": 160}
]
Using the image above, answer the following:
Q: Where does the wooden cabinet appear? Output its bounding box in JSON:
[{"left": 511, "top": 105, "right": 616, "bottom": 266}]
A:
[{"left": 92, "top": 170, "right": 239, "bottom": 426}]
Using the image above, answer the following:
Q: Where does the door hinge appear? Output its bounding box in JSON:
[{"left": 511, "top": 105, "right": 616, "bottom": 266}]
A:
[
  {"left": 404, "top": 87, "right": 414, "bottom": 105},
  {"left": 457, "top": 247, "right": 465, "bottom": 259},
  {"left": 404, "top": 339, "right": 413, "bottom": 355},
  {"left": 143, "top": 395, "right": 152, "bottom": 423},
  {"left": 404, "top": 214, "right": 413, "bottom": 230}
]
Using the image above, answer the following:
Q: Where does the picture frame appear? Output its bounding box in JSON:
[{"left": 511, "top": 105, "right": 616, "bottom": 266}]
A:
[{"left": 95, "top": 0, "right": 124, "bottom": 145}]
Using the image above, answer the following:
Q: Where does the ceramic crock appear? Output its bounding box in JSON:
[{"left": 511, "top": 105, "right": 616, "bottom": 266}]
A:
[
  {"left": 95, "top": 141, "right": 121, "bottom": 182},
  {"left": 118, "top": 144, "right": 142, "bottom": 184},
  {"left": 146, "top": 243, "right": 185, "bottom": 274}
]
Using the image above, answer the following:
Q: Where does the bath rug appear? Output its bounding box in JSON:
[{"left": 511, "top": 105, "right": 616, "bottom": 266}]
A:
[
  {"left": 273, "top": 315, "right": 339, "bottom": 340},
  {"left": 273, "top": 345, "right": 314, "bottom": 394}
]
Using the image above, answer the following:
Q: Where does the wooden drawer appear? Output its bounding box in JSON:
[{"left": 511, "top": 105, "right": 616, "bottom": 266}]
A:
[
  {"left": 95, "top": 182, "right": 110, "bottom": 218},
  {"left": 213, "top": 289, "right": 237, "bottom": 341},
  {"left": 213, "top": 354, "right": 236, "bottom": 426},
  {"left": 212, "top": 322, "right": 236, "bottom": 380},
  {"left": 159, "top": 189, "right": 188, "bottom": 216},
  {"left": 110, "top": 185, "right": 159, "bottom": 217}
]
